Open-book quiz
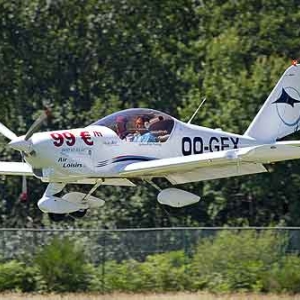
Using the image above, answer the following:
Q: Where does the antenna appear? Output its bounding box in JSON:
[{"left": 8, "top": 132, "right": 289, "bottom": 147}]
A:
[{"left": 187, "top": 97, "right": 206, "bottom": 124}]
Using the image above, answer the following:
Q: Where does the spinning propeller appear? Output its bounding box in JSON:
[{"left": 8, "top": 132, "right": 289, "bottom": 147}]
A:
[{"left": 0, "top": 108, "right": 51, "bottom": 202}]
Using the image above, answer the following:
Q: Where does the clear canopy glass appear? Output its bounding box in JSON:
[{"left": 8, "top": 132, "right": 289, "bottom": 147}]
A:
[{"left": 92, "top": 108, "right": 175, "bottom": 143}]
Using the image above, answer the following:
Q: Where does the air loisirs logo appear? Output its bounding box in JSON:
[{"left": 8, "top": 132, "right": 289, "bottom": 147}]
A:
[{"left": 272, "top": 87, "right": 300, "bottom": 127}]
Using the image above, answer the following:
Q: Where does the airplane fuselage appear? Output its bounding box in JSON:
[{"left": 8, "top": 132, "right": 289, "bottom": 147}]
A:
[{"left": 25, "top": 120, "right": 259, "bottom": 183}]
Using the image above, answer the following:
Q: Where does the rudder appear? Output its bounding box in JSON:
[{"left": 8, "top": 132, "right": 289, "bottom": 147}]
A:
[{"left": 245, "top": 64, "right": 300, "bottom": 142}]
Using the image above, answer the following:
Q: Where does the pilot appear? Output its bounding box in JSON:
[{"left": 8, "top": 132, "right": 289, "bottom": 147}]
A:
[
  {"left": 133, "top": 116, "right": 157, "bottom": 142},
  {"left": 115, "top": 116, "right": 129, "bottom": 139}
]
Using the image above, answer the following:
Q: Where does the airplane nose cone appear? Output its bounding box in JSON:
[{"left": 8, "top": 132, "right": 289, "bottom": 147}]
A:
[{"left": 9, "top": 137, "right": 32, "bottom": 153}]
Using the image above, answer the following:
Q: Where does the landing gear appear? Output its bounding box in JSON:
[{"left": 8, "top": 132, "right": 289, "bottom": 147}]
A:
[
  {"left": 44, "top": 181, "right": 104, "bottom": 222},
  {"left": 69, "top": 209, "right": 87, "bottom": 219},
  {"left": 48, "top": 213, "right": 66, "bottom": 222}
]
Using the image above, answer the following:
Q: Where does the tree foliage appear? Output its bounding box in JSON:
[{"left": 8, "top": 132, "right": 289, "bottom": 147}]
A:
[{"left": 0, "top": 231, "right": 299, "bottom": 293}]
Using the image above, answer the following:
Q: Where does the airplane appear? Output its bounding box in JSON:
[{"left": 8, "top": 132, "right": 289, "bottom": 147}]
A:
[{"left": 1, "top": 63, "right": 300, "bottom": 222}]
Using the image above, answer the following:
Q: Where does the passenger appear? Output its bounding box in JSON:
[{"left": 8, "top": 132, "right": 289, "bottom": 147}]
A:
[
  {"left": 133, "top": 116, "right": 157, "bottom": 142},
  {"left": 115, "top": 116, "right": 129, "bottom": 139}
]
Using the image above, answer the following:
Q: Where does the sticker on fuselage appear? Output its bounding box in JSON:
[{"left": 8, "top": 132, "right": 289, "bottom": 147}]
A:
[
  {"left": 50, "top": 130, "right": 103, "bottom": 148},
  {"left": 182, "top": 136, "right": 239, "bottom": 156}
]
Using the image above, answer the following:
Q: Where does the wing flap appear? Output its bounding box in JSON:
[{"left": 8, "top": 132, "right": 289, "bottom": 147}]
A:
[
  {"left": 0, "top": 162, "right": 33, "bottom": 176},
  {"left": 166, "top": 163, "right": 267, "bottom": 184}
]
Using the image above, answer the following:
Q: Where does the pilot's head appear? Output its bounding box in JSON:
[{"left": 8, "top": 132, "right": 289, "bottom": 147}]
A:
[{"left": 115, "top": 116, "right": 127, "bottom": 136}]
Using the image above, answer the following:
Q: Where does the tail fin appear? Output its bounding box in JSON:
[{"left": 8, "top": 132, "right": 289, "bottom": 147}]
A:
[{"left": 244, "top": 64, "right": 300, "bottom": 142}]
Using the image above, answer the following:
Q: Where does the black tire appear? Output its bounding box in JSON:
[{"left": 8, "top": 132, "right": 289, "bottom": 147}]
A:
[
  {"left": 69, "top": 209, "right": 87, "bottom": 219},
  {"left": 48, "top": 213, "right": 66, "bottom": 222}
]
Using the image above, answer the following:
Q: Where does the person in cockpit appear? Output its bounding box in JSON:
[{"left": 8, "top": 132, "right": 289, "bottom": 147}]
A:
[
  {"left": 115, "top": 116, "right": 129, "bottom": 139},
  {"left": 133, "top": 116, "right": 157, "bottom": 143}
]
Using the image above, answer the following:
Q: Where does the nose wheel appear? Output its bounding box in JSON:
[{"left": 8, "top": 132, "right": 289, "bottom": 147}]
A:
[
  {"left": 48, "top": 213, "right": 67, "bottom": 222},
  {"left": 69, "top": 209, "right": 87, "bottom": 219},
  {"left": 44, "top": 181, "right": 103, "bottom": 222}
]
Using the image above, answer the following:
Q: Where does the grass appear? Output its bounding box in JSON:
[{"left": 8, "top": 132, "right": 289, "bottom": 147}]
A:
[{"left": 1, "top": 293, "right": 300, "bottom": 300}]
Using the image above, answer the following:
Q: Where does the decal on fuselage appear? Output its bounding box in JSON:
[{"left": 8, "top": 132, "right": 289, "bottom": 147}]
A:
[
  {"left": 57, "top": 157, "right": 83, "bottom": 168},
  {"left": 50, "top": 130, "right": 103, "bottom": 147},
  {"left": 61, "top": 147, "right": 91, "bottom": 154},
  {"left": 182, "top": 136, "right": 239, "bottom": 156},
  {"left": 62, "top": 162, "right": 83, "bottom": 168}
]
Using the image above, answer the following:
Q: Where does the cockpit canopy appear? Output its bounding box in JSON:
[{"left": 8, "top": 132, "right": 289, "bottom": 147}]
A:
[{"left": 92, "top": 108, "right": 175, "bottom": 143}]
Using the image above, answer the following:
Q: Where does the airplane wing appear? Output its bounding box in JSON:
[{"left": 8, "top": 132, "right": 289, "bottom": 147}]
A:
[
  {"left": 119, "top": 143, "right": 300, "bottom": 184},
  {"left": 0, "top": 162, "right": 34, "bottom": 176}
]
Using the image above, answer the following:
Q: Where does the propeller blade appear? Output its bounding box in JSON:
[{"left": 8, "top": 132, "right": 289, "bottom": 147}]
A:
[
  {"left": 0, "top": 122, "right": 17, "bottom": 141},
  {"left": 25, "top": 108, "right": 51, "bottom": 141}
]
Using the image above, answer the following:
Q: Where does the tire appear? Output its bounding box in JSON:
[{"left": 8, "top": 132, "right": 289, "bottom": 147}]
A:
[
  {"left": 48, "top": 213, "right": 66, "bottom": 222},
  {"left": 69, "top": 209, "right": 87, "bottom": 219}
]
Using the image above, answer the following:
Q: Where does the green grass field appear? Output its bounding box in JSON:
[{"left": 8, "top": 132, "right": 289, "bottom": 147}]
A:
[{"left": 1, "top": 293, "right": 300, "bottom": 300}]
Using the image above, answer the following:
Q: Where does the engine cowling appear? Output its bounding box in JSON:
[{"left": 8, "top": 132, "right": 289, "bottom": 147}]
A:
[{"left": 157, "top": 188, "right": 200, "bottom": 208}]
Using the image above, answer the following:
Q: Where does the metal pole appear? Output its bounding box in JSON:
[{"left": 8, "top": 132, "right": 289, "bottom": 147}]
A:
[{"left": 101, "top": 230, "right": 106, "bottom": 293}]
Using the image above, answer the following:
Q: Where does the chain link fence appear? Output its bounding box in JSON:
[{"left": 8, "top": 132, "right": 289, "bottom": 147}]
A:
[{"left": 1, "top": 227, "right": 300, "bottom": 264}]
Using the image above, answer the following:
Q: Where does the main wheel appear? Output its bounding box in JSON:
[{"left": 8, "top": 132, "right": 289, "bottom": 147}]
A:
[
  {"left": 48, "top": 213, "right": 66, "bottom": 222},
  {"left": 69, "top": 209, "right": 87, "bottom": 219}
]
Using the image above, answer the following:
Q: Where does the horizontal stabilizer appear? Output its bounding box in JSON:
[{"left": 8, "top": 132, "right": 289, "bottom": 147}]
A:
[{"left": 242, "top": 143, "right": 300, "bottom": 163}]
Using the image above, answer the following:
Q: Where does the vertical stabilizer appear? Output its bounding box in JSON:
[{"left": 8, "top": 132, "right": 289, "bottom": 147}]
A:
[{"left": 244, "top": 64, "right": 300, "bottom": 142}]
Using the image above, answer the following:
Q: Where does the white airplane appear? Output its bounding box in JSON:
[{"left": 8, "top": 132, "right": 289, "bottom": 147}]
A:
[{"left": 1, "top": 63, "right": 300, "bottom": 221}]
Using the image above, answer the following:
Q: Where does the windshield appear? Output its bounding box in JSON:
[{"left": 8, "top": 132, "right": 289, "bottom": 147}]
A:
[{"left": 92, "top": 108, "right": 175, "bottom": 143}]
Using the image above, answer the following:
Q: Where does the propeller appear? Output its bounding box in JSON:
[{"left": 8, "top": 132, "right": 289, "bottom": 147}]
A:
[
  {"left": 0, "top": 108, "right": 51, "bottom": 203},
  {"left": 0, "top": 123, "right": 17, "bottom": 141},
  {"left": 0, "top": 123, "right": 29, "bottom": 202},
  {"left": 24, "top": 107, "right": 51, "bottom": 141},
  {"left": 7, "top": 108, "right": 51, "bottom": 153}
]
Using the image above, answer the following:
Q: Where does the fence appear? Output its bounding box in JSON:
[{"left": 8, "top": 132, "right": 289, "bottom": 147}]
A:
[{"left": 1, "top": 227, "right": 300, "bottom": 263}]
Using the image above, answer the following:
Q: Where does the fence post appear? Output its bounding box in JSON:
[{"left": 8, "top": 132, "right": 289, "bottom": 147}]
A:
[
  {"left": 183, "top": 228, "right": 189, "bottom": 274},
  {"left": 1, "top": 230, "right": 4, "bottom": 259},
  {"left": 101, "top": 230, "right": 106, "bottom": 293}
]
